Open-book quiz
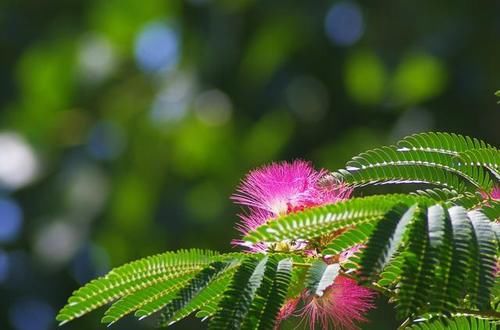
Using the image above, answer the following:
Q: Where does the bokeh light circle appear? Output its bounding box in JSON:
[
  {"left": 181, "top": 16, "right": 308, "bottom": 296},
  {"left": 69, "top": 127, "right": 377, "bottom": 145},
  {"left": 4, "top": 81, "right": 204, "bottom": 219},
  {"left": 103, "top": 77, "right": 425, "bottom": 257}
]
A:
[
  {"left": 325, "top": 1, "right": 364, "bottom": 46},
  {"left": 134, "top": 21, "right": 180, "bottom": 74},
  {"left": 0, "top": 198, "right": 23, "bottom": 243}
]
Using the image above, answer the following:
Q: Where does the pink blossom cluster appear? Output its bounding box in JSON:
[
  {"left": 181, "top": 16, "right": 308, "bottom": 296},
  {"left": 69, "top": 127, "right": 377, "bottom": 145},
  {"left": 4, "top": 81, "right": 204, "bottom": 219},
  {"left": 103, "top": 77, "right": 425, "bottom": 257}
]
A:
[
  {"left": 231, "top": 160, "right": 375, "bottom": 329},
  {"left": 491, "top": 186, "right": 500, "bottom": 200},
  {"left": 274, "top": 275, "right": 375, "bottom": 330},
  {"left": 297, "top": 276, "right": 375, "bottom": 330},
  {"left": 231, "top": 160, "right": 352, "bottom": 235}
]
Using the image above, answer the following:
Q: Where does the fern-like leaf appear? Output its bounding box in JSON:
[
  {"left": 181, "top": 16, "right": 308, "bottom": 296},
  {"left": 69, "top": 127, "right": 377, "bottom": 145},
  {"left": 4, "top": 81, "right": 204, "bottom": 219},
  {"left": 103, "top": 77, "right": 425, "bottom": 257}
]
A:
[
  {"left": 343, "top": 146, "right": 492, "bottom": 190},
  {"left": 56, "top": 249, "right": 223, "bottom": 325},
  {"left": 468, "top": 210, "right": 498, "bottom": 310},
  {"left": 397, "top": 132, "right": 493, "bottom": 155},
  {"left": 322, "top": 222, "right": 375, "bottom": 255},
  {"left": 335, "top": 132, "right": 499, "bottom": 192},
  {"left": 447, "top": 206, "right": 479, "bottom": 308},
  {"left": 241, "top": 258, "right": 293, "bottom": 330},
  {"left": 411, "top": 187, "right": 460, "bottom": 201},
  {"left": 101, "top": 272, "right": 194, "bottom": 325},
  {"left": 336, "top": 165, "right": 468, "bottom": 191},
  {"left": 194, "top": 294, "right": 225, "bottom": 320},
  {"left": 480, "top": 200, "right": 500, "bottom": 222},
  {"left": 411, "top": 188, "right": 483, "bottom": 208},
  {"left": 407, "top": 315, "right": 499, "bottom": 329},
  {"left": 377, "top": 253, "right": 404, "bottom": 287},
  {"left": 168, "top": 269, "right": 235, "bottom": 323},
  {"left": 158, "top": 260, "right": 236, "bottom": 326},
  {"left": 425, "top": 204, "right": 454, "bottom": 312},
  {"left": 209, "top": 256, "right": 268, "bottom": 329},
  {"left": 243, "top": 194, "right": 425, "bottom": 244},
  {"left": 459, "top": 148, "right": 500, "bottom": 180},
  {"left": 396, "top": 207, "right": 432, "bottom": 318},
  {"left": 255, "top": 258, "right": 293, "bottom": 330},
  {"left": 492, "top": 277, "right": 500, "bottom": 312},
  {"left": 133, "top": 281, "right": 191, "bottom": 321},
  {"left": 358, "top": 204, "right": 417, "bottom": 280},
  {"left": 305, "top": 260, "right": 340, "bottom": 297}
]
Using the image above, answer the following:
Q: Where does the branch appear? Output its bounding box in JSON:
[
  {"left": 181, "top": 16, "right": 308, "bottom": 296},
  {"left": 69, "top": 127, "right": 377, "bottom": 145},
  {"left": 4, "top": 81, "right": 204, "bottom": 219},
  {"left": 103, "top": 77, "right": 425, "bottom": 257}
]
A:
[
  {"left": 397, "top": 317, "right": 412, "bottom": 329},
  {"left": 455, "top": 308, "right": 500, "bottom": 319},
  {"left": 340, "top": 271, "right": 395, "bottom": 297},
  {"left": 292, "top": 262, "right": 312, "bottom": 268}
]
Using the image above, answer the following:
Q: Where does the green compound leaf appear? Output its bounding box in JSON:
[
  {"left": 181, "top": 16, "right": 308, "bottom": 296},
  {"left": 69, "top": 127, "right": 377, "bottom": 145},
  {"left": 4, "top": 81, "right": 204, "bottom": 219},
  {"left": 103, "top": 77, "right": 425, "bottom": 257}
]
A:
[
  {"left": 468, "top": 210, "right": 498, "bottom": 310},
  {"left": 56, "top": 250, "right": 246, "bottom": 326},
  {"left": 305, "top": 260, "right": 340, "bottom": 297},
  {"left": 101, "top": 272, "right": 194, "bottom": 325},
  {"left": 209, "top": 256, "right": 269, "bottom": 329},
  {"left": 167, "top": 269, "right": 235, "bottom": 323},
  {"left": 241, "top": 258, "right": 293, "bottom": 330},
  {"left": 411, "top": 188, "right": 483, "bottom": 208},
  {"left": 459, "top": 148, "right": 500, "bottom": 180},
  {"left": 342, "top": 145, "right": 492, "bottom": 190},
  {"left": 158, "top": 260, "right": 237, "bottom": 326},
  {"left": 335, "top": 165, "right": 469, "bottom": 192},
  {"left": 406, "top": 315, "right": 499, "bottom": 329},
  {"left": 396, "top": 132, "right": 493, "bottom": 155},
  {"left": 396, "top": 207, "right": 432, "bottom": 318},
  {"left": 334, "top": 132, "right": 498, "bottom": 193},
  {"left": 358, "top": 204, "right": 417, "bottom": 280},
  {"left": 447, "top": 206, "right": 479, "bottom": 308},
  {"left": 56, "top": 249, "right": 223, "bottom": 325},
  {"left": 425, "top": 204, "right": 454, "bottom": 312},
  {"left": 243, "top": 194, "right": 426, "bottom": 244},
  {"left": 480, "top": 200, "right": 500, "bottom": 222},
  {"left": 321, "top": 222, "right": 375, "bottom": 255}
]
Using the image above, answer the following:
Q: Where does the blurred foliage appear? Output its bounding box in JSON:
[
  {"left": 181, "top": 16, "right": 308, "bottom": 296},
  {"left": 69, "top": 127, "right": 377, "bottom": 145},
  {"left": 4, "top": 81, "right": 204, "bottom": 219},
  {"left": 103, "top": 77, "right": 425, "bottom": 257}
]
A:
[{"left": 0, "top": 1, "right": 498, "bottom": 329}]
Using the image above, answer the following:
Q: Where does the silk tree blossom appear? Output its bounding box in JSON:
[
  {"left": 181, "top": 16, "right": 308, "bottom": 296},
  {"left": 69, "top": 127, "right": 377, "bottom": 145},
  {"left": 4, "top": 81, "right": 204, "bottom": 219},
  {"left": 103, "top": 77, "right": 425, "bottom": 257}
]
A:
[
  {"left": 232, "top": 160, "right": 375, "bottom": 329},
  {"left": 276, "top": 244, "right": 374, "bottom": 330},
  {"left": 480, "top": 185, "right": 500, "bottom": 201},
  {"left": 491, "top": 186, "right": 500, "bottom": 200},
  {"left": 275, "top": 296, "right": 300, "bottom": 329},
  {"left": 231, "top": 160, "right": 352, "bottom": 237},
  {"left": 275, "top": 276, "right": 376, "bottom": 330},
  {"left": 298, "top": 276, "right": 376, "bottom": 330}
]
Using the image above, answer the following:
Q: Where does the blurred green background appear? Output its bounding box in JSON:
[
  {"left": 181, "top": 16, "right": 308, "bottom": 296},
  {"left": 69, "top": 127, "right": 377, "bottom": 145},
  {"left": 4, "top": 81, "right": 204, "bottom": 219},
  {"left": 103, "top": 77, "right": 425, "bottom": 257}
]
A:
[{"left": 0, "top": 1, "right": 499, "bottom": 329}]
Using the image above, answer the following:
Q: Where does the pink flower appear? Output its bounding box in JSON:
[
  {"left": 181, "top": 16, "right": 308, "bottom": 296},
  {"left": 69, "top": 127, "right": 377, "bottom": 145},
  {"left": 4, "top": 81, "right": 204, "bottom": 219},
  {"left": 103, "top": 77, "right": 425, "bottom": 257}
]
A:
[
  {"left": 491, "top": 186, "right": 500, "bottom": 200},
  {"left": 232, "top": 160, "right": 352, "bottom": 236},
  {"left": 481, "top": 185, "right": 500, "bottom": 201},
  {"left": 275, "top": 297, "right": 300, "bottom": 329},
  {"left": 299, "top": 276, "right": 376, "bottom": 330},
  {"left": 231, "top": 161, "right": 374, "bottom": 329}
]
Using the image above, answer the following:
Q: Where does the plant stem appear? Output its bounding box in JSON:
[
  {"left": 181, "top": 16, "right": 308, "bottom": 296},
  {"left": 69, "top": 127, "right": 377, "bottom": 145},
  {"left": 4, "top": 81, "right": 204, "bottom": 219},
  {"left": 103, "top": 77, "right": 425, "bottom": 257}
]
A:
[
  {"left": 292, "top": 262, "right": 312, "bottom": 268},
  {"left": 455, "top": 308, "right": 500, "bottom": 319},
  {"left": 397, "top": 317, "right": 412, "bottom": 329}
]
